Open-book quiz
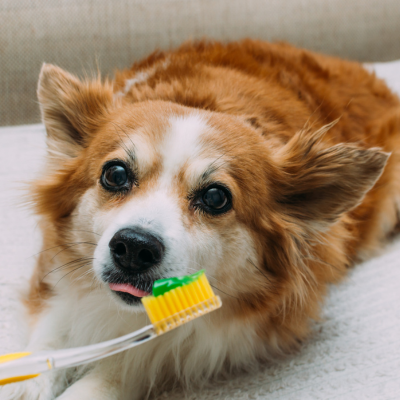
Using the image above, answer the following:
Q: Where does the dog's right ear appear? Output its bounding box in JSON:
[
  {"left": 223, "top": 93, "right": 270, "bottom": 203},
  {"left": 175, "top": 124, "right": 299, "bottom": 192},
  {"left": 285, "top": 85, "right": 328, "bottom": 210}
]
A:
[{"left": 37, "top": 63, "right": 114, "bottom": 161}]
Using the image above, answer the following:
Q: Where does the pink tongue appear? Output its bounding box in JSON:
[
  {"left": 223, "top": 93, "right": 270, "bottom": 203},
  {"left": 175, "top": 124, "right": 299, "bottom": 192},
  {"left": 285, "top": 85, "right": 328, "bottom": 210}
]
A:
[{"left": 109, "top": 283, "right": 150, "bottom": 298}]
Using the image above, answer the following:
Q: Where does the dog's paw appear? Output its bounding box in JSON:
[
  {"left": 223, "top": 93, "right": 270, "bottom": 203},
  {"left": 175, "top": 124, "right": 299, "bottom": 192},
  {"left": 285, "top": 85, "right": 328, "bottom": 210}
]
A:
[{"left": 0, "top": 373, "right": 63, "bottom": 400}]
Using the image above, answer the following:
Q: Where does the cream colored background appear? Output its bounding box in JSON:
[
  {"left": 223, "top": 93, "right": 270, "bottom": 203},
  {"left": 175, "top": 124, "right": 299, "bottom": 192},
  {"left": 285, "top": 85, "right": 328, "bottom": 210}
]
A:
[{"left": 1, "top": 0, "right": 400, "bottom": 126}]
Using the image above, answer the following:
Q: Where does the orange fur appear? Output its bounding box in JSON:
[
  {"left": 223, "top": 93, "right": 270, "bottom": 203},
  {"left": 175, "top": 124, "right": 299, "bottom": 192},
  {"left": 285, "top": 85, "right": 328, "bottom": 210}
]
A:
[{"left": 19, "top": 40, "right": 400, "bottom": 397}]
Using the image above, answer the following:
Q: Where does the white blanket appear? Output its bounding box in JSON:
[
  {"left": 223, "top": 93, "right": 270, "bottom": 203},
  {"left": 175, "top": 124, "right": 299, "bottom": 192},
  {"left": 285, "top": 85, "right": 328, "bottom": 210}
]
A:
[{"left": 0, "top": 61, "right": 399, "bottom": 399}]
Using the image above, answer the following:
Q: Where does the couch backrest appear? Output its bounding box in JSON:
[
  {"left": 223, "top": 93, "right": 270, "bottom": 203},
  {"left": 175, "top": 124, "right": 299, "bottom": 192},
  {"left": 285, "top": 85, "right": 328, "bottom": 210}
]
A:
[{"left": 1, "top": 0, "right": 399, "bottom": 126}]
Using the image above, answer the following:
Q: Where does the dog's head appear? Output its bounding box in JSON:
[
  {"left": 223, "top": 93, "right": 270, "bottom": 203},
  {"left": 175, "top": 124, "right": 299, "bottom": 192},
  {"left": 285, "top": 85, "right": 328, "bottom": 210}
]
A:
[{"left": 34, "top": 64, "right": 388, "bottom": 333}]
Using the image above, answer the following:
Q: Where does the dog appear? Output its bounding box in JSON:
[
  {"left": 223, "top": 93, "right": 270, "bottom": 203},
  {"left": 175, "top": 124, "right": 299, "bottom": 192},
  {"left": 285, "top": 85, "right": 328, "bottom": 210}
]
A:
[{"left": 2, "top": 39, "right": 400, "bottom": 400}]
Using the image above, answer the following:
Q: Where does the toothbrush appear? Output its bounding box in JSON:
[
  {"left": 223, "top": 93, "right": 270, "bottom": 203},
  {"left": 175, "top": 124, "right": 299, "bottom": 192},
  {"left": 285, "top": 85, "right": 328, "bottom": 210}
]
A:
[{"left": 0, "top": 270, "right": 221, "bottom": 386}]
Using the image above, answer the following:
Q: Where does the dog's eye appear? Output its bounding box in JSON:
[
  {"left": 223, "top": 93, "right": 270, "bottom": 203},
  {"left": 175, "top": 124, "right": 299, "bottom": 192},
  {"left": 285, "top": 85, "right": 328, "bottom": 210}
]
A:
[
  {"left": 203, "top": 188, "right": 228, "bottom": 209},
  {"left": 105, "top": 166, "right": 127, "bottom": 187},
  {"left": 101, "top": 162, "right": 130, "bottom": 191},
  {"left": 197, "top": 185, "right": 232, "bottom": 215}
]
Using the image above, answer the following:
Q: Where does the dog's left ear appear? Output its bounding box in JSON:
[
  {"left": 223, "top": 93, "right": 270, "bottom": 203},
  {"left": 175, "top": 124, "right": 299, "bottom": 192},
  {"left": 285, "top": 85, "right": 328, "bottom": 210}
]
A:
[
  {"left": 37, "top": 63, "right": 114, "bottom": 160},
  {"left": 274, "top": 125, "right": 389, "bottom": 228}
]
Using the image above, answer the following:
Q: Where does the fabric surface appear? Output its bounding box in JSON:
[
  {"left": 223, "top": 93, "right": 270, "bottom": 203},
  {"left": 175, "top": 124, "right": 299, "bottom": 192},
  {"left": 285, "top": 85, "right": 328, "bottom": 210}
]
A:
[
  {"left": 1, "top": 0, "right": 400, "bottom": 127},
  {"left": 0, "top": 61, "right": 400, "bottom": 399}
]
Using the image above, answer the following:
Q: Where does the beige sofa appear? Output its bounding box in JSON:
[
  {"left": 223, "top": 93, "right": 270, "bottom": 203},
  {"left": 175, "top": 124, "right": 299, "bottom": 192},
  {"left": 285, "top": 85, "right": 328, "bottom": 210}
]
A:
[{"left": 1, "top": 0, "right": 400, "bottom": 126}]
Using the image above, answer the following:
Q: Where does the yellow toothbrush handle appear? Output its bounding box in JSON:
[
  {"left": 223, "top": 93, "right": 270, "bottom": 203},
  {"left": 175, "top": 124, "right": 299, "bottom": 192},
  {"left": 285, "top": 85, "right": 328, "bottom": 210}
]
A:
[{"left": 0, "top": 352, "right": 40, "bottom": 385}]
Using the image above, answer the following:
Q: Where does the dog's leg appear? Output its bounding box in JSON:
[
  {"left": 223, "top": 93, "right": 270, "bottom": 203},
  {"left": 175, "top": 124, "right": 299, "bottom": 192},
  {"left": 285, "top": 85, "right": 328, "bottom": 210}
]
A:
[{"left": 56, "top": 358, "right": 124, "bottom": 400}]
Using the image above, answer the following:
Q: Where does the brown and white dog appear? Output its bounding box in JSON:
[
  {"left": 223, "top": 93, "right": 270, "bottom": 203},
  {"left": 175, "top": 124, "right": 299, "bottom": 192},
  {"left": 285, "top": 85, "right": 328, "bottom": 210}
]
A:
[{"left": 3, "top": 40, "right": 400, "bottom": 399}]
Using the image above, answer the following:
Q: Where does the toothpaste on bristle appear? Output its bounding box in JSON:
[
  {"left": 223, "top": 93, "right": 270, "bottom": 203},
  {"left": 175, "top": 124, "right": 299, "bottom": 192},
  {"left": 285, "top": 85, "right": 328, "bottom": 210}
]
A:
[
  {"left": 0, "top": 272, "right": 221, "bottom": 386},
  {"left": 141, "top": 270, "right": 221, "bottom": 334}
]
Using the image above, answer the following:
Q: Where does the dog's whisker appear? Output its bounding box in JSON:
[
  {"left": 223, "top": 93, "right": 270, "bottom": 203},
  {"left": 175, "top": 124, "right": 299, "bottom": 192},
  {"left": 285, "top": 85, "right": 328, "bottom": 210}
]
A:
[
  {"left": 209, "top": 284, "right": 239, "bottom": 300},
  {"left": 53, "top": 263, "right": 93, "bottom": 288},
  {"left": 246, "top": 258, "right": 273, "bottom": 284},
  {"left": 41, "top": 257, "right": 95, "bottom": 281},
  {"left": 68, "top": 229, "right": 101, "bottom": 237},
  {"left": 71, "top": 266, "right": 96, "bottom": 284},
  {"left": 49, "top": 242, "right": 97, "bottom": 262},
  {"left": 112, "top": 122, "right": 137, "bottom": 157},
  {"left": 110, "top": 122, "right": 136, "bottom": 164},
  {"left": 42, "top": 262, "right": 93, "bottom": 283},
  {"left": 30, "top": 242, "right": 97, "bottom": 259}
]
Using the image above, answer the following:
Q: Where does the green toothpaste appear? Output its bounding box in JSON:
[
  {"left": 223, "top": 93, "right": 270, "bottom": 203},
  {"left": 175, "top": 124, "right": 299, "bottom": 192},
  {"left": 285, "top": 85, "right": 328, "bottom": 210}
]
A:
[{"left": 152, "top": 270, "right": 205, "bottom": 297}]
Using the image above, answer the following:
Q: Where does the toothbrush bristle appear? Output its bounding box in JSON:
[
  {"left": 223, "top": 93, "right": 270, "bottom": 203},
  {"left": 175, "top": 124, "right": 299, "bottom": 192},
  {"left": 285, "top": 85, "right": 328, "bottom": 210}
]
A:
[{"left": 141, "top": 271, "right": 221, "bottom": 334}]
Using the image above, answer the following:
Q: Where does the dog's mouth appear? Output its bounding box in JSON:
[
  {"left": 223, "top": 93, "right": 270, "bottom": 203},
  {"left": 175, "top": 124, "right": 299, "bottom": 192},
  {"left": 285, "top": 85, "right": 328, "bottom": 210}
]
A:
[{"left": 102, "top": 270, "right": 156, "bottom": 305}]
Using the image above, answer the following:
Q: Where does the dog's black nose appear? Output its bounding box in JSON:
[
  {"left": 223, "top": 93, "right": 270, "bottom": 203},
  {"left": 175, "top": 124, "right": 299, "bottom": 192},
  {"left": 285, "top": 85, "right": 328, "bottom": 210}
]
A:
[{"left": 109, "top": 228, "right": 164, "bottom": 272}]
